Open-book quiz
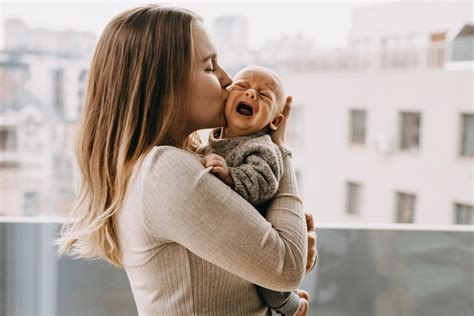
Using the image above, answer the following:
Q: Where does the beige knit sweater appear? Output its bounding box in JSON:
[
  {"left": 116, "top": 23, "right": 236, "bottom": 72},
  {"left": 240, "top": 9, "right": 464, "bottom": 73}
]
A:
[{"left": 116, "top": 145, "right": 307, "bottom": 315}]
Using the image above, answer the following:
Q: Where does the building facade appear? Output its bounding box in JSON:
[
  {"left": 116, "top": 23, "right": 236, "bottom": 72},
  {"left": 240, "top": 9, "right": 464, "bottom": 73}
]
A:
[{"left": 282, "top": 3, "right": 473, "bottom": 225}]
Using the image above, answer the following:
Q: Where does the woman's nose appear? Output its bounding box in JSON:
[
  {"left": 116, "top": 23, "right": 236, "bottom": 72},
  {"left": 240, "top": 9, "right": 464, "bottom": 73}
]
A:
[{"left": 245, "top": 89, "right": 256, "bottom": 100}]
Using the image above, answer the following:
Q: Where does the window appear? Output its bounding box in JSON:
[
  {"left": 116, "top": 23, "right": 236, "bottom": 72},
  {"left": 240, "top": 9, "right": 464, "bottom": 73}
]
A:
[
  {"left": 399, "top": 112, "right": 421, "bottom": 150},
  {"left": 345, "top": 182, "right": 362, "bottom": 215},
  {"left": 23, "top": 191, "right": 39, "bottom": 216},
  {"left": 460, "top": 114, "right": 474, "bottom": 157},
  {"left": 454, "top": 203, "right": 473, "bottom": 225},
  {"left": 52, "top": 68, "right": 65, "bottom": 118},
  {"left": 450, "top": 24, "right": 474, "bottom": 62},
  {"left": 0, "top": 127, "right": 17, "bottom": 152},
  {"left": 429, "top": 31, "right": 447, "bottom": 67},
  {"left": 349, "top": 109, "right": 367, "bottom": 144},
  {"left": 77, "top": 69, "right": 88, "bottom": 119},
  {"left": 395, "top": 192, "right": 416, "bottom": 223}
]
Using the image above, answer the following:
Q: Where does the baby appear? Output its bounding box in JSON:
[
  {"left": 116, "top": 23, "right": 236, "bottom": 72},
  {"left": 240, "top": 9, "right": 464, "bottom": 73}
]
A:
[{"left": 200, "top": 65, "right": 303, "bottom": 316}]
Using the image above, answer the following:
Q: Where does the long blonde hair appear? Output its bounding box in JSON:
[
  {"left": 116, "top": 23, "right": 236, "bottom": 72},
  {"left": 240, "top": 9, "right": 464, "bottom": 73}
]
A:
[{"left": 55, "top": 5, "right": 202, "bottom": 267}]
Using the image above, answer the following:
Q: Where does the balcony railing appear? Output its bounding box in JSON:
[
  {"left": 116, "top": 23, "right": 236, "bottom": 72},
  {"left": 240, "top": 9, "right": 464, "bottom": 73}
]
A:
[
  {"left": 0, "top": 218, "right": 472, "bottom": 316},
  {"left": 283, "top": 43, "right": 452, "bottom": 73}
]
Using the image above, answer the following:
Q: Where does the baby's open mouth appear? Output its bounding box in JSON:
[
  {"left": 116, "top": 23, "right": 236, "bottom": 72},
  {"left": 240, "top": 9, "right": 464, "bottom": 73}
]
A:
[{"left": 236, "top": 102, "right": 253, "bottom": 116}]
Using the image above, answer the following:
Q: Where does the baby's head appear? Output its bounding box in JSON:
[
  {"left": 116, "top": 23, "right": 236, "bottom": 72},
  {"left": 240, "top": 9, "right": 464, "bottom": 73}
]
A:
[{"left": 224, "top": 65, "right": 286, "bottom": 137}]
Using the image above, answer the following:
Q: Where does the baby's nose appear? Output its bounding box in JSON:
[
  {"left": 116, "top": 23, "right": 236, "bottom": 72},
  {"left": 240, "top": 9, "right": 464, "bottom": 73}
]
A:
[{"left": 245, "top": 89, "right": 256, "bottom": 100}]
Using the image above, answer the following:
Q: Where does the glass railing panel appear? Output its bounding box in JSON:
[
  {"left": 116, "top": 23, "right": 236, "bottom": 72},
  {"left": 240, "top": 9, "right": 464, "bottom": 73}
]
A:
[{"left": 1, "top": 221, "right": 473, "bottom": 316}]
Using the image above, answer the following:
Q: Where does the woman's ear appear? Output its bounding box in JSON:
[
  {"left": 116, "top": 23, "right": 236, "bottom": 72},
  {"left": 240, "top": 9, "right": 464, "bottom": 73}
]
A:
[{"left": 269, "top": 114, "right": 285, "bottom": 130}]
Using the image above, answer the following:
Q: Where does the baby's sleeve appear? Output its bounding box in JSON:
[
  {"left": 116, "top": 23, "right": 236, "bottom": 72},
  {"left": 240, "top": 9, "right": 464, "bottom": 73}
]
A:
[{"left": 228, "top": 140, "right": 284, "bottom": 205}]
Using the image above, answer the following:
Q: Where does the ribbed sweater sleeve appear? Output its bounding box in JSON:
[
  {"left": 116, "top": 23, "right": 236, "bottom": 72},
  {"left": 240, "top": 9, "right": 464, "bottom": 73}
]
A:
[{"left": 139, "top": 146, "right": 307, "bottom": 292}]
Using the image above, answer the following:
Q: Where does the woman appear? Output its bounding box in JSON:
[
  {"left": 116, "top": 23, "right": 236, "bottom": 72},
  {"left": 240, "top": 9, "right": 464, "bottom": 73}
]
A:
[{"left": 56, "top": 5, "right": 317, "bottom": 315}]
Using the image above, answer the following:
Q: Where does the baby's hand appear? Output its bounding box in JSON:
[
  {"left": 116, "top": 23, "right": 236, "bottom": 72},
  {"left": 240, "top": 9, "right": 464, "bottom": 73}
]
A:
[{"left": 204, "top": 153, "right": 235, "bottom": 188}]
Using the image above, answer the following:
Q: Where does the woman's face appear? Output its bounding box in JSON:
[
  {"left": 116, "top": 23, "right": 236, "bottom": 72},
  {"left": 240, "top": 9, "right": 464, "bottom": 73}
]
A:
[{"left": 186, "top": 21, "right": 232, "bottom": 133}]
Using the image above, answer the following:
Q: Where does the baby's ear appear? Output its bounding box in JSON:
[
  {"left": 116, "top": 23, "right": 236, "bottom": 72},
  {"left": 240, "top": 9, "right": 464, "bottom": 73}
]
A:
[{"left": 269, "top": 113, "right": 285, "bottom": 130}]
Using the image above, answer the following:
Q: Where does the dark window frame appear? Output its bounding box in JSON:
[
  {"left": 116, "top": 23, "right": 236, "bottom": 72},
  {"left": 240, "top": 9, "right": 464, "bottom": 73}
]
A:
[
  {"left": 395, "top": 191, "right": 416, "bottom": 223},
  {"left": 346, "top": 181, "right": 362, "bottom": 215},
  {"left": 349, "top": 109, "right": 367, "bottom": 144},
  {"left": 399, "top": 111, "right": 421, "bottom": 150}
]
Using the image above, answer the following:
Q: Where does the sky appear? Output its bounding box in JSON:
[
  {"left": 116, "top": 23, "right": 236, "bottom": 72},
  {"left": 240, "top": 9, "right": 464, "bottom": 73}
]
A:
[
  {"left": 0, "top": 0, "right": 377, "bottom": 50},
  {"left": 0, "top": 0, "right": 465, "bottom": 50}
]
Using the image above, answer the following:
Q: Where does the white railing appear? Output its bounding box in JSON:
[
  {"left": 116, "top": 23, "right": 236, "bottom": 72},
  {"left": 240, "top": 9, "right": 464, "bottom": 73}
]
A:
[
  {"left": 283, "top": 43, "right": 450, "bottom": 73},
  {"left": 1, "top": 216, "right": 472, "bottom": 231}
]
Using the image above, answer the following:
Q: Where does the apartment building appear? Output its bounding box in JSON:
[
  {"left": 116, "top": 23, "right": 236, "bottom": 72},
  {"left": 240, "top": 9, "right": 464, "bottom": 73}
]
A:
[
  {"left": 0, "top": 50, "right": 88, "bottom": 216},
  {"left": 283, "top": 2, "right": 473, "bottom": 225}
]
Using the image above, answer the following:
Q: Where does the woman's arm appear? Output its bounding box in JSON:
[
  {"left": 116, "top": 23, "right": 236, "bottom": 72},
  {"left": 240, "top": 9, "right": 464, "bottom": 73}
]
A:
[{"left": 138, "top": 146, "right": 307, "bottom": 292}]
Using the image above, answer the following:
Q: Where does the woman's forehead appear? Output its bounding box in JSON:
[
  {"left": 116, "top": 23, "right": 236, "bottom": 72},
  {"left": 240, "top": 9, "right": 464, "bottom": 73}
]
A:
[{"left": 192, "top": 21, "right": 217, "bottom": 61}]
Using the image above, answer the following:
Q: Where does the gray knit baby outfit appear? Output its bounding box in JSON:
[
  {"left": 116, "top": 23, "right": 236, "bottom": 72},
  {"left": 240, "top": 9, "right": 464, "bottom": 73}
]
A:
[{"left": 201, "top": 127, "right": 300, "bottom": 316}]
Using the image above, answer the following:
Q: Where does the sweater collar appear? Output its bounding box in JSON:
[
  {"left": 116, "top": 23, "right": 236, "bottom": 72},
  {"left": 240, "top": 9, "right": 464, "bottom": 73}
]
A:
[{"left": 208, "top": 127, "right": 269, "bottom": 151}]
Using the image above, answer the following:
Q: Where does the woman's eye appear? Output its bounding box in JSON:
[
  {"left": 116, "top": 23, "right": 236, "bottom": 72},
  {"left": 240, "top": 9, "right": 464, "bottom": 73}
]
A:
[{"left": 205, "top": 61, "right": 215, "bottom": 73}]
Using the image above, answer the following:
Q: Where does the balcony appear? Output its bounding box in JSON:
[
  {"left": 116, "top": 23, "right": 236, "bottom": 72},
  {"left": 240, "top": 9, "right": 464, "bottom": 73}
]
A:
[
  {"left": 0, "top": 218, "right": 472, "bottom": 316},
  {"left": 283, "top": 43, "right": 454, "bottom": 73}
]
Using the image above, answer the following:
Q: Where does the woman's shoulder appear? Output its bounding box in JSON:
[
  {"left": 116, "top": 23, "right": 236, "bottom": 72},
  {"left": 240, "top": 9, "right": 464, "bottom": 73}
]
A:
[
  {"left": 137, "top": 145, "right": 206, "bottom": 186},
  {"left": 142, "top": 145, "right": 199, "bottom": 168}
]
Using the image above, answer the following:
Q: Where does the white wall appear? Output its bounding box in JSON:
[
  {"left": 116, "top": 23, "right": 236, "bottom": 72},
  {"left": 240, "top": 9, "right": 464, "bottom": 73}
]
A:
[
  {"left": 285, "top": 69, "right": 473, "bottom": 224},
  {"left": 350, "top": 2, "right": 473, "bottom": 44}
]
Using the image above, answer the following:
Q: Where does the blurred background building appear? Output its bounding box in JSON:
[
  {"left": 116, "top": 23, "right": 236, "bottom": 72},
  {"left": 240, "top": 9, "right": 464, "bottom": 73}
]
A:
[
  {"left": 0, "top": 1, "right": 472, "bottom": 225},
  {"left": 0, "top": 21, "right": 94, "bottom": 216},
  {"left": 280, "top": 2, "right": 474, "bottom": 225},
  {"left": 200, "top": 2, "right": 473, "bottom": 226}
]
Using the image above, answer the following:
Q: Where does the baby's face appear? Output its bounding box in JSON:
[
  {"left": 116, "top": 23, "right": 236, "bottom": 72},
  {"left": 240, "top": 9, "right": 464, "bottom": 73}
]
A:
[{"left": 224, "top": 66, "right": 285, "bottom": 136}]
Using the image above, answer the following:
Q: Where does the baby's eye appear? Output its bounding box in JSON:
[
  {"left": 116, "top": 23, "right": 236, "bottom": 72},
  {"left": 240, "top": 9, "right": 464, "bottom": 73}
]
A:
[
  {"left": 259, "top": 92, "right": 270, "bottom": 99},
  {"left": 234, "top": 83, "right": 246, "bottom": 89}
]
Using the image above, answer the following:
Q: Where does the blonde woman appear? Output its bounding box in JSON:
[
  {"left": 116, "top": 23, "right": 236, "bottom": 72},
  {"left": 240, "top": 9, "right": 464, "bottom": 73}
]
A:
[{"left": 56, "top": 5, "right": 317, "bottom": 316}]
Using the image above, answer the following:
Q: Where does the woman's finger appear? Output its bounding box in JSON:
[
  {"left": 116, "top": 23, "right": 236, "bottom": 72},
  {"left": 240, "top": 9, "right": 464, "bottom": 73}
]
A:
[
  {"left": 282, "top": 95, "right": 293, "bottom": 118},
  {"left": 270, "top": 95, "right": 293, "bottom": 146},
  {"left": 305, "top": 212, "right": 315, "bottom": 232},
  {"left": 304, "top": 212, "right": 318, "bottom": 274},
  {"left": 308, "top": 232, "right": 316, "bottom": 248}
]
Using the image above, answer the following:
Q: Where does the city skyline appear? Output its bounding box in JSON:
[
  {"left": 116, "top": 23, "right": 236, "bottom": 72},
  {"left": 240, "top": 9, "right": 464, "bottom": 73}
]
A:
[
  {"left": 3, "top": 1, "right": 470, "bottom": 51},
  {"left": 0, "top": 0, "right": 372, "bottom": 51}
]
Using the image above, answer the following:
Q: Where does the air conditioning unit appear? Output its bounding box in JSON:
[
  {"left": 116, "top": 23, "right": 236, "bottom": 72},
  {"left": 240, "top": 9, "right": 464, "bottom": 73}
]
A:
[{"left": 373, "top": 135, "right": 394, "bottom": 155}]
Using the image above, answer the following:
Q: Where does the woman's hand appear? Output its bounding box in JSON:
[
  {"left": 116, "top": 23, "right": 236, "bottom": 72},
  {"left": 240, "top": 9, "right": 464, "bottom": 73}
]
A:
[
  {"left": 271, "top": 96, "right": 292, "bottom": 147},
  {"left": 305, "top": 212, "right": 318, "bottom": 273},
  {"left": 294, "top": 289, "right": 310, "bottom": 316}
]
